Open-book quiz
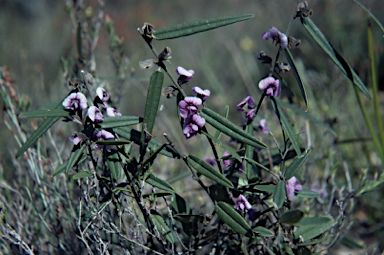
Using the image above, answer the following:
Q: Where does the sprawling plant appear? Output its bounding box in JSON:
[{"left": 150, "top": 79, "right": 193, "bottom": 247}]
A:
[{"left": 1, "top": 1, "right": 384, "bottom": 254}]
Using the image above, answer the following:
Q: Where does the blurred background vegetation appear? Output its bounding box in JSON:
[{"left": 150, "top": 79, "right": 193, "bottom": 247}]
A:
[{"left": 0, "top": 0, "right": 383, "bottom": 253}]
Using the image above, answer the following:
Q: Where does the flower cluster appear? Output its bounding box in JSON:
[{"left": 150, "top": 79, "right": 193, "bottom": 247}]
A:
[
  {"left": 62, "top": 87, "right": 122, "bottom": 149},
  {"left": 177, "top": 67, "right": 209, "bottom": 139}
]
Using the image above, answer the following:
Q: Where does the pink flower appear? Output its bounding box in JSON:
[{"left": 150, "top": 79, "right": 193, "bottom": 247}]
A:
[
  {"left": 176, "top": 66, "right": 194, "bottom": 84},
  {"left": 237, "top": 96, "right": 255, "bottom": 112},
  {"left": 69, "top": 135, "right": 82, "bottom": 145},
  {"left": 262, "top": 27, "right": 288, "bottom": 49},
  {"left": 259, "top": 119, "right": 270, "bottom": 134},
  {"left": 96, "top": 130, "right": 115, "bottom": 152},
  {"left": 62, "top": 92, "right": 88, "bottom": 110},
  {"left": 223, "top": 151, "right": 231, "bottom": 168},
  {"left": 204, "top": 158, "right": 216, "bottom": 166},
  {"left": 286, "top": 177, "right": 303, "bottom": 199},
  {"left": 182, "top": 114, "right": 205, "bottom": 139},
  {"left": 106, "top": 107, "right": 122, "bottom": 117},
  {"left": 192, "top": 86, "right": 210, "bottom": 100},
  {"left": 258, "top": 77, "right": 281, "bottom": 97},
  {"left": 96, "top": 87, "right": 110, "bottom": 102},
  {"left": 88, "top": 106, "right": 104, "bottom": 122},
  {"left": 234, "top": 194, "right": 252, "bottom": 212},
  {"left": 178, "top": 97, "right": 202, "bottom": 118}
]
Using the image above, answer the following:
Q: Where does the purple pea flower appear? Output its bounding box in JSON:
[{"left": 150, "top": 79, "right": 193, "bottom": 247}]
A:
[
  {"left": 182, "top": 114, "right": 205, "bottom": 139},
  {"left": 96, "top": 87, "right": 110, "bottom": 102},
  {"left": 259, "top": 119, "right": 270, "bottom": 134},
  {"left": 192, "top": 86, "right": 211, "bottom": 100},
  {"left": 62, "top": 92, "right": 88, "bottom": 111},
  {"left": 176, "top": 66, "right": 194, "bottom": 84},
  {"left": 106, "top": 107, "right": 122, "bottom": 117},
  {"left": 96, "top": 130, "right": 115, "bottom": 152},
  {"left": 178, "top": 97, "right": 202, "bottom": 118},
  {"left": 258, "top": 77, "right": 281, "bottom": 97},
  {"left": 234, "top": 194, "right": 252, "bottom": 212},
  {"left": 237, "top": 96, "right": 255, "bottom": 112},
  {"left": 204, "top": 157, "right": 216, "bottom": 166},
  {"left": 88, "top": 106, "right": 104, "bottom": 122},
  {"left": 286, "top": 176, "right": 303, "bottom": 199},
  {"left": 69, "top": 135, "right": 82, "bottom": 145},
  {"left": 262, "top": 27, "right": 288, "bottom": 49},
  {"left": 245, "top": 109, "right": 256, "bottom": 121},
  {"left": 222, "top": 151, "right": 231, "bottom": 168}
]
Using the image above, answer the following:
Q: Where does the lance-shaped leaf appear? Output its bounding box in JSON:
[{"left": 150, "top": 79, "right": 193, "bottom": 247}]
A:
[
  {"left": 65, "top": 143, "right": 87, "bottom": 174},
  {"left": 19, "top": 108, "right": 71, "bottom": 118},
  {"left": 107, "top": 151, "right": 120, "bottom": 180},
  {"left": 253, "top": 185, "right": 276, "bottom": 193},
  {"left": 294, "top": 215, "right": 334, "bottom": 241},
  {"left": 275, "top": 98, "right": 337, "bottom": 136},
  {"left": 146, "top": 173, "right": 174, "bottom": 192},
  {"left": 188, "top": 155, "right": 234, "bottom": 188},
  {"left": 150, "top": 210, "right": 174, "bottom": 244},
  {"left": 114, "top": 126, "right": 180, "bottom": 158},
  {"left": 296, "top": 189, "right": 319, "bottom": 198},
  {"left": 280, "top": 209, "right": 304, "bottom": 224},
  {"left": 273, "top": 180, "right": 286, "bottom": 209},
  {"left": 72, "top": 171, "right": 93, "bottom": 180},
  {"left": 142, "top": 192, "right": 173, "bottom": 199},
  {"left": 353, "top": 0, "right": 384, "bottom": 34},
  {"left": 142, "top": 70, "right": 164, "bottom": 142},
  {"left": 284, "top": 149, "right": 311, "bottom": 180},
  {"left": 153, "top": 14, "right": 254, "bottom": 40},
  {"left": 253, "top": 226, "right": 274, "bottom": 237},
  {"left": 98, "top": 116, "right": 143, "bottom": 129},
  {"left": 245, "top": 124, "right": 255, "bottom": 180},
  {"left": 215, "top": 202, "right": 252, "bottom": 237},
  {"left": 52, "top": 154, "right": 87, "bottom": 177},
  {"left": 95, "top": 139, "right": 132, "bottom": 146},
  {"left": 200, "top": 108, "right": 267, "bottom": 149},
  {"left": 302, "top": 17, "right": 370, "bottom": 99},
  {"left": 297, "top": 234, "right": 333, "bottom": 246},
  {"left": 272, "top": 99, "right": 301, "bottom": 157},
  {"left": 284, "top": 49, "right": 307, "bottom": 108},
  {"left": 16, "top": 117, "right": 60, "bottom": 158},
  {"left": 214, "top": 106, "right": 229, "bottom": 140}
]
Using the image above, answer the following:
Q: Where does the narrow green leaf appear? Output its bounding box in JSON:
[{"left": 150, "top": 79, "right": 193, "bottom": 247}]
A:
[
  {"left": 275, "top": 98, "right": 337, "bottom": 136},
  {"left": 214, "top": 106, "right": 229, "bottom": 140},
  {"left": 113, "top": 126, "right": 180, "bottom": 158},
  {"left": 284, "top": 149, "right": 311, "bottom": 180},
  {"left": 201, "top": 108, "right": 267, "bottom": 149},
  {"left": 253, "top": 226, "right": 274, "bottom": 237},
  {"left": 16, "top": 117, "right": 60, "bottom": 158},
  {"left": 215, "top": 202, "right": 252, "bottom": 237},
  {"left": 142, "top": 192, "right": 173, "bottom": 199},
  {"left": 253, "top": 185, "right": 276, "bottom": 193},
  {"left": 150, "top": 210, "right": 174, "bottom": 244},
  {"left": 113, "top": 187, "right": 132, "bottom": 194},
  {"left": 52, "top": 154, "right": 87, "bottom": 177},
  {"left": 153, "top": 14, "right": 254, "bottom": 40},
  {"left": 65, "top": 144, "right": 86, "bottom": 174},
  {"left": 297, "top": 234, "right": 333, "bottom": 246},
  {"left": 72, "top": 171, "right": 93, "bottom": 179},
  {"left": 273, "top": 100, "right": 301, "bottom": 157},
  {"left": 19, "top": 108, "right": 71, "bottom": 118},
  {"left": 280, "top": 209, "right": 304, "bottom": 224},
  {"left": 368, "top": 22, "right": 384, "bottom": 161},
  {"left": 202, "top": 131, "right": 242, "bottom": 162},
  {"left": 273, "top": 180, "right": 286, "bottom": 208},
  {"left": 245, "top": 124, "right": 255, "bottom": 180},
  {"left": 296, "top": 189, "right": 319, "bottom": 198},
  {"left": 353, "top": 0, "right": 384, "bottom": 34},
  {"left": 95, "top": 139, "right": 132, "bottom": 145},
  {"left": 188, "top": 155, "right": 234, "bottom": 188},
  {"left": 173, "top": 214, "right": 204, "bottom": 224},
  {"left": 107, "top": 151, "right": 120, "bottom": 180},
  {"left": 142, "top": 70, "right": 164, "bottom": 138},
  {"left": 146, "top": 173, "right": 174, "bottom": 192},
  {"left": 98, "top": 116, "right": 143, "bottom": 129},
  {"left": 294, "top": 215, "right": 334, "bottom": 241},
  {"left": 284, "top": 49, "right": 308, "bottom": 108},
  {"left": 302, "top": 17, "right": 370, "bottom": 98},
  {"left": 171, "top": 193, "right": 190, "bottom": 214}
]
